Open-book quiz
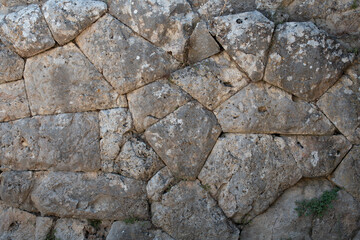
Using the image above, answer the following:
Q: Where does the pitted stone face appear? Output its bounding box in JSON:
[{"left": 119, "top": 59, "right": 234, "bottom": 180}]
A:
[
  {"left": 264, "top": 22, "right": 353, "bottom": 101},
  {"left": 145, "top": 102, "right": 221, "bottom": 180},
  {"left": 42, "top": 0, "right": 107, "bottom": 45},
  {"left": 0, "top": 1, "right": 359, "bottom": 239},
  {"left": 0, "top": 4, "right": 55, "bottom": 57},
  {"left": 76, "top": 14, "right": 180, "bottom": 94},
  {"left": 108, "top": 0, "right": 198, "bottom": 62},
  {"left": 211, "top": 11, "right": 275, "bottom": 81}
]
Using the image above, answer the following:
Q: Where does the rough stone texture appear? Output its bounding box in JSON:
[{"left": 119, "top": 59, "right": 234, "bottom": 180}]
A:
[
  {"left": 264, "top": 22, "right": 353, "bottom": 101},
  {"left": 0, "top": 202, "right": 37, "bottom": 240},
  {"left": 0, "top": 171, "right": 35, "bottom": 211},
  {"left": 284, "top": 135, "right": 352, "bottom": 177},
  {"left": 114, "top": 137, "right": 164, "bottom": 181},
  {"left": 0, "top": 80, "right": 30, "bottom": 122},
  {"left": 171, "top": 52, "right": 248, "bottom": 110},
  {"left": 145, "top": 102, "right": 221, "bottom": 180},
  {"left": 188, "top": 21, "right": 220, "bottom": 64},
  {"left": 211, "top": 11, "right": 274, "bottom": 81},
  {"left": 35, "top": 217, "right": 53, "bottom": 240},
  {"left": 128, "top": 79, "right": 190, "bottom": 132},
  {"left": 0, "top": 1, "right": 359, "bottom": 238},
  {"left": 0, "top": 42, "right": 24, "bottom": 83},
  {"left": 331, "top": 145, "right": 360, "bottom": 202},
  {"left": 147, "top": 167, "right": 175, "bottom": 202},
  {"left": 76, "top": 14, "right": 180, "bottom": 94},
  {"left": 24, "top": 43, "right": 124, "bottom": 115},
  {"left": 241, "top": 178, "right": 360, "bottom": 240},
  {"left": 284, "top": 0, "right": 360, "bottom": 38},
  {"left": 108, "top": 0, "right": 198, "bottom": 62},
  {"left": 42, "top": 0, "right": 107, "bottom": 45},
  {"left": 54, "top": 218, "right": 87, "bottom": 240},
  {"left": 31, "top": 172, "right": 149, "bottom": 220},
  {"left": 106, "top": 221, "right": 174, "bottom": 240},
  {"left": 215, "top": 82, "right": 335, "bottom": 134},
  {"left": 199, "top": 134, "right": 302, "bottom": 223},
  {"left": 0, "top": 112, "right": 100, "bottom": 172},
  {"left": 152, "top": 181, "right": 240, "bottom": 240},
  {"left": 0, "top": 0, "right": 47, "bottom": 16},
  {"left": 99, "top": 107, "right": 133, "bottom": 170},
  {"left": 0, "top": 4, "right": 55, "bottom": 57},
  {"left": 317, "top": 58, "right": 360, "bottom": 144},
  {"left": 190, "top": 0, "right": 257, "bottom": 19}
]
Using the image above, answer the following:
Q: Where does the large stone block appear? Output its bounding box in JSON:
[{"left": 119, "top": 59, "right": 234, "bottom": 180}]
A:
[
  {"left": 145, "top": 102, "right": 221, "bottom": 180},
  {"left": 108, "top": 0, "right": 198, "bottom": 62},
  {"left": 215, "top": 82, "right": 335, "bottom": 135},
  {"left": 171, "top": 52, "right": 248, "bottom": 110},
  {"left": 264, "top": 22, "right": 353, "bottom": 101},
  {"left": 128, "top": 79, "right": 190, "bottom": 132},
  {"left": 42, "top": 0, "right": 107, "bottom": 45},
  {"left": 76, "top": 14, "right": 180, "bottom": 94},
  {"left": 211, "top": 11, "right": 274, "bottom": 81},
  {"left": 0, "top": 112, "right": 100, "bottom": 171},
  {"left": 152, "top": 181, "right": 240, "bottom": 240},
  {"left": 0, "top": 4, "right": 55, "bottom": 57},
  {"left": 199, "top": 134, "right": 302, "bottom": 223},
  {"left": 24, "top": 43, "right": 124, "bottom": 115},
  {"left": 31, "top": 172, "right": 149, "bottom": 220}
]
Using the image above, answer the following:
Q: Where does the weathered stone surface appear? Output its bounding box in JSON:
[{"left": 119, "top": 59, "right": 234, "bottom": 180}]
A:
[
  {"left": 284, "top": 135, "right": 352, "bottom": 177},
  {"left": 0, "top": 202, "right": 37, "bottom": 240},
  {"left": 152, "top": 181, "right": 240, "bottom": 240},
  {"left": 0, "top": 80, "right": 30, "bottom": 122},
  {"left": 211, "top": 11, "right": 274, "bottom": 81},
  {"left": 242, "top": 178, "right": 360, "bottom": 239},
  {"left": 284, "top": 0, "right": 360, "bottom": 37},
  {"left": 147, "top": 167, "right": 175, "bottom": 202},
  {"left": 188, "top": 21, "right": 220, "bottom": 64},
  {"left": 311, "top": 188, "right": 360, "bottom": 240},
  {"left": 108, "top": 0, "right": 198, "bottom": 62},
  {"left": 35, "top": 217, "right": 53, "bottom": 240},
  {"left": 42, "top": 0, "right": 107, "bottom": 45},
  {"left": 331, "top": 145, "right": 360, "bottom": 202},
  {"left": 0, "top": 112, "right": 100, "bottom": 172},
  {"left": 84, "top": 220, "right": 113, "bottom": 240},
  {"left": 0, "top": 171, "right": 35, "bottom": 210},
  {"left": 255, "top": 0, "right": 285, "bottom": 13},
  {"left": 31, "top": 172, "right": 149, "bottom": 220},
  {"left": 145, "top": 102, "right": 221, "bottom": 180},
  {"left": 0, "top": 4, "right": 55, "bottom": 57},
  {"left": 199, "top": 134, "right": 302, "bottom": 223},
  {"left": 215, "top": 82, "right": 335, "bottom": 134},
  {"left": 240, "top": 179, "right": 330, "bottom": 239},
  {"left": 128, "top": 79, "right": 190, "bottom": 132},
  {"left": 354, "top": 230, "right": 360, "bottom": 240},
  {"left": 76, "top": 14, "right": 180, "bottom": 94},
  {"left": 54, "top": 218, "right": 87, "bottom": 240},
  {"left": 24, "top": 43, "right": 124, "bottom": 115},
  {"left": 114, "top": 137, "right": 164, "bottom": 181},
  {"left": 171, "top": 52, "right": 248, "bottom": 110},
  {"left": 317, "top": 59, "right": 360, "bottom": 144},
  {"left": 0, "top": 42, "right": 24, "bottom": 83},
  {"left": 0, "top": 0, "right": 47, "bottom": 16},
  {"left": 190, "top": 0, "right": 256, "bottom": 19},
  {"left": 264, "top": 22, "right": 353, "bottom": 101},
  {"left": 99, "top": 108, "right": 133, "bottom": 170},
  {"left": 106, "top": 221, "right": 152, "bottom": 240},
  {"left": 106, "top": 221, "right": 174, "bottom": 240}
]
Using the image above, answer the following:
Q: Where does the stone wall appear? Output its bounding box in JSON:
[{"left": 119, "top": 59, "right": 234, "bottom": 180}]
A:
[{"left": 0, "top": 0, "right": 359, "bottom": 239}]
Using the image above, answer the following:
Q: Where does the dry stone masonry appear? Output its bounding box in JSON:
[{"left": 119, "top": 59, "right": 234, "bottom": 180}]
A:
[{"left": 0, "top": 0, "right": 359, "bottom": 239}]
